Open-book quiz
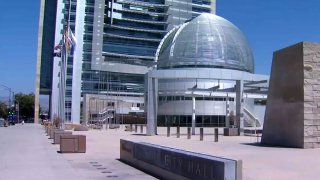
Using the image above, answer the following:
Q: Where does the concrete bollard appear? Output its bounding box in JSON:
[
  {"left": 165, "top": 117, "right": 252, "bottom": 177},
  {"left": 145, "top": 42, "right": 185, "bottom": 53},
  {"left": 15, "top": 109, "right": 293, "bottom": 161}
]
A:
[
  {"left": 130, "top": 124, "right": 133, "bottom": 132},
  {"left": 187, "top": 127, "right": 191, "bottom": 139},
  {"left": 140, "top": 125, "right": 143, "bottom": 133},
  {"left": 214, "top": 128, "right": 219, "bottom": 142},
  {"left": 167, "top": 126, "right": 170, "bottom": 137},
  {"left": 200, "top": 128, "right": 204, "bottom": 141},
  {"left": 176, "top": 127, "right": 180, "bottom": 138},
  {"left": 135, "top": 124, "right": 138, "bottom": 133}
]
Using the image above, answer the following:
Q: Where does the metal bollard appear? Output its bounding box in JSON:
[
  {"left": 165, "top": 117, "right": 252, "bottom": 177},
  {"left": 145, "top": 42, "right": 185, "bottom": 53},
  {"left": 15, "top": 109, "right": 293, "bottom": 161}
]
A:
[
  {"left": 135, "top": 124, "right": 138, "bottom": 133},
  {"left": 167, "top": 126, "right": 170, "bottom": 137},
  {"left": 140, "top": 125, "right": 143, "bottom": 133},
  {"left": 187, "top": 127, "right": 191, "bottom": 139},
  {"left": 200, "top": 128, "right": 203, "bottom": 141},
  {"left": 176, "top": 126, "right": 180, "bottom": 138},
  {"left": 130, "top": 124, "right": 133, "bottom": 132},
  {"left": 214, "top": 128, "right": 218, "bottom": 142}
]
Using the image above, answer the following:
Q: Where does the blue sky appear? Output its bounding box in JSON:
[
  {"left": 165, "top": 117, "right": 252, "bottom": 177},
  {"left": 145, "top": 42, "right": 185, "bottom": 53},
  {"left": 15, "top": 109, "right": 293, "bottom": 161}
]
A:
[
  {"left": 0, "top": 0, "right": 319, "bottom": 95},
  {"left": 218, "top": 0, "right": 320, "bottom": 74}
]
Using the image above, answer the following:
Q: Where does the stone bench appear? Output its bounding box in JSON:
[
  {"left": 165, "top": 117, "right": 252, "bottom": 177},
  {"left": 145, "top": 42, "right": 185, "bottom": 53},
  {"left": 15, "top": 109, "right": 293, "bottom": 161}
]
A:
[
  {"left": 243, "top": 129, "right": 263, "bottom": 135},
  {"left": 53, "top": 131, "right": 72, "bottom": 144},
  {"left": 60, "top": 135, "right": 86, "bottom": 153},
  {"left": 109, "top": 124, "right": 120, "bottom": 129},
  {"left": 73, "top": 125, "right": 89, "bottom": 131},
  {"left": 120, "top": 139, "right": 242, "bottom": 180}
]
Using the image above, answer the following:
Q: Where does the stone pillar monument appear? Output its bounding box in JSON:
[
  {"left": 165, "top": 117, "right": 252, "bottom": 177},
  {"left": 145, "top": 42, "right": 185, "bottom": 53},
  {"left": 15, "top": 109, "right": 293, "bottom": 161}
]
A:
[{"left": 262, "top": 42, "right": 320, "bottom": 148}]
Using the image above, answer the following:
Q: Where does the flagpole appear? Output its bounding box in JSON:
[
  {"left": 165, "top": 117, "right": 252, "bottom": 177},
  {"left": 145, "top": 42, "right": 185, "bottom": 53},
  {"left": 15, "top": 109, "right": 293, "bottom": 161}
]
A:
[
  {"left": 64, "top": 0, "right": 71, "bottom": 127},
  {"left": 60, "top": 30, "right": 66, "bottom": 129},
  {"left": 59, "top": 0, "right": 71, "bottom": 129}
]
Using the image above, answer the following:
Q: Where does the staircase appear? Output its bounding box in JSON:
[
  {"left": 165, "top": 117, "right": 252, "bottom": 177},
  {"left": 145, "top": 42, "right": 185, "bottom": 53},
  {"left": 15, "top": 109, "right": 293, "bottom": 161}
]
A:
[{"left": 243, "top": 107, "right": 261, "bottom": 127}]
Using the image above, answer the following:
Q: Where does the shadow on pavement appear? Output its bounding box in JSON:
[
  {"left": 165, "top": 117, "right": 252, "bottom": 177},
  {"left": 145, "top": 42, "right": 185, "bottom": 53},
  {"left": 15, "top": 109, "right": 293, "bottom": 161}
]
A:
[{"left": 240, "top": 142, "right": 301, "bottom": 149}]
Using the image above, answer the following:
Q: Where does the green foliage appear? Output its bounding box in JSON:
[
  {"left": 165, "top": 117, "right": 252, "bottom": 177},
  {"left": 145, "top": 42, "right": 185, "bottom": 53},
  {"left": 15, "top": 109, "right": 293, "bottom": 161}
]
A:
[
  {"left": 53, "top": 116, "right": 61, "bottom": 128},
  {"left": 15, "top": 93, "right": 35, "bottom": 119},
  {"left": 0, "top": 101, "right": 8, "bottom": 118}
]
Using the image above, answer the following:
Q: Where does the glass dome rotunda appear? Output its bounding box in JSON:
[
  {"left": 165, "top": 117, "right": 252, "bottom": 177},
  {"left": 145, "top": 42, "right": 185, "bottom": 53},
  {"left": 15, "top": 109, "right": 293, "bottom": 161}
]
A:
[{"left": 155, "top": 14, "right": 254, "bottom": 73}]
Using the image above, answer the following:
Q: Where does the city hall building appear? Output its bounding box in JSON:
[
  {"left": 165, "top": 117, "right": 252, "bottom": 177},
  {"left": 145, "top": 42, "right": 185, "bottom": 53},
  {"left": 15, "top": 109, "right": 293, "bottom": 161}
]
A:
[
  {"left": 145, "top": 14, "right": 269, "bottom": 135},
  {"left": 35, "top": 0, "right": 269, "bottom": 131},
  {"left": 35, "top": 0, "right": 216, "bottom": 124}
]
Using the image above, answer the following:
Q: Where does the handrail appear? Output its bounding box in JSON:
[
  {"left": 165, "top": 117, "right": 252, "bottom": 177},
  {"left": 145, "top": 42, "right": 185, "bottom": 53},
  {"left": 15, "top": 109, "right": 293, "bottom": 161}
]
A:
[{"left": 243, "top": 107, "right": 261, "bottom": 127}]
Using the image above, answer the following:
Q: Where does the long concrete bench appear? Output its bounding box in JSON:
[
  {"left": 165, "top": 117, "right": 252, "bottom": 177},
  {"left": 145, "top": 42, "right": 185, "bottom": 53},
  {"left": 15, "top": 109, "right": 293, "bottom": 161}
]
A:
[
  {"left": 60, "top": 135, "right": 86, "bottom": 153},
  {"left": 120, "top": 139, "right": 242, "bottom": 180},
  {"left": 53, "top": 131, "right": 72, "bottom": 144}
]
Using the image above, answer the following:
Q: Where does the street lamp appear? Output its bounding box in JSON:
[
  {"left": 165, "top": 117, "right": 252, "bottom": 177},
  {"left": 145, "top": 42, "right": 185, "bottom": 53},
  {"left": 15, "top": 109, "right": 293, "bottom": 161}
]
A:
[
  {"left": 0, "top": 84, "right": 14, "bottom": 110},
  {"left": 0, "top": 84, "right": 16, "bottom": 123}
]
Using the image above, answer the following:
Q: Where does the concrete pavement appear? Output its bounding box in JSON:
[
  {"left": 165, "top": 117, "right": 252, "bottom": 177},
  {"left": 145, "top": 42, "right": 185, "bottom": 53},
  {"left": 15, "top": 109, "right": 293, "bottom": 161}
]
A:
[
  {"left": 0, "top": 124, "right": 155, "bottom": 180},
  {"left": 1, "top": 124, "right": 320, "bottom": 180},
  {"left": 0, "top": 124, "right": 88, "bottom": 180}
]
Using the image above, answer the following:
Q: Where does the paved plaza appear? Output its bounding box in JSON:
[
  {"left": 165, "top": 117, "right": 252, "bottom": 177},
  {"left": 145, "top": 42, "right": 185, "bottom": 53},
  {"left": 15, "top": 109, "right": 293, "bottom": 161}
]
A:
[{"left": 1, "top": 124, "right": 320, "bottom": 180}]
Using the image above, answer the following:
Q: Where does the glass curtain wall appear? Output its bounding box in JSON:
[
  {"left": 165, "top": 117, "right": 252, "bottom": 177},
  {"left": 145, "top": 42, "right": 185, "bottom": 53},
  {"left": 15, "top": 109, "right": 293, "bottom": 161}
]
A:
[{"left": 157, "top": 78, "right": 231, "bottom": 127}]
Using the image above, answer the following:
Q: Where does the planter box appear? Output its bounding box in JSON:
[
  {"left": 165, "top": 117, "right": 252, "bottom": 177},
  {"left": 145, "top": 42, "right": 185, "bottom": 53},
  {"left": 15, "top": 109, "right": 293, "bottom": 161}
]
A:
[
  {"left": 224, "top": 128, "right": 239, "bottom": 136},
  {"left": 47, "top": 127, "right": 59, "bottom": 136},
  {"left": 60, "top": 135, "right": 86, "bottom": 153},
  {"left": 53, "top": 131, "right": 72, "bottom": 144},
  {"left": 49, "top": 129, "right": 65, "bottom": 139}
]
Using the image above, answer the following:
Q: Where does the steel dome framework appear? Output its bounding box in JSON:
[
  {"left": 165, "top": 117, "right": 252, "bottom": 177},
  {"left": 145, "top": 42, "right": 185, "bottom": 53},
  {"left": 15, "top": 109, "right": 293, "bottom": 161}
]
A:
[{"left": 155, "top": 14, "right": 255, "bottom": 73}]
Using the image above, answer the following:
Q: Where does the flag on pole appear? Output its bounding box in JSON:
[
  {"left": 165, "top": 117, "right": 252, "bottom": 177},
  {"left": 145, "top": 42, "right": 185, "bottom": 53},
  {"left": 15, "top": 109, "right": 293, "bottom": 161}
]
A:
[
  {"left": 54, "top": 41, "right": 62, "bottom": 50},
  {"left": 64, "top": 26, "right": 77, "bottom": 55}
]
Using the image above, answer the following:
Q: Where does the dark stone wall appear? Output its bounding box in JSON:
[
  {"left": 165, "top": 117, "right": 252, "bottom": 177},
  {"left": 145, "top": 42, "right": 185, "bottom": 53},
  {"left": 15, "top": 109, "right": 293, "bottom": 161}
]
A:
[
  {"left": 39, "top": 0, "right": 57, "bottom": 94},
  {"left": 262, "top": 42, "right": 320, "bottom": 148}
]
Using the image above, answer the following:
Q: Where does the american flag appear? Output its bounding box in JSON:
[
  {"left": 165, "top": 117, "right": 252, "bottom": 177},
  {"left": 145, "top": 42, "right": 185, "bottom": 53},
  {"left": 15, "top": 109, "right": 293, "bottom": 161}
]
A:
[
  {"left": 54, "top": 41, "right": 62, "bottom": 50},
  {"left": 64, "top": 26, "right": 77, "bottom": 55}
]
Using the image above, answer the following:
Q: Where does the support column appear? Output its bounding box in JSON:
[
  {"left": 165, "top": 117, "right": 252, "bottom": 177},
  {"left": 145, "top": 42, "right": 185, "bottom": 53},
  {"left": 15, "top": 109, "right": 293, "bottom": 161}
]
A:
[
  {"left": 225, "top": 93, "right": 230, "bottom": 128},
  {"left": 146, "top": 76, "right": 158, "bottom": 136},
  {"left": 236, "top": 80, "right": 244, "bottom": 135},
  {"left": 192, "top": 96, "right": 196, "bottom": 135},
  {"left": 71, "top": 0, "right": 87, "bottom": 124}
]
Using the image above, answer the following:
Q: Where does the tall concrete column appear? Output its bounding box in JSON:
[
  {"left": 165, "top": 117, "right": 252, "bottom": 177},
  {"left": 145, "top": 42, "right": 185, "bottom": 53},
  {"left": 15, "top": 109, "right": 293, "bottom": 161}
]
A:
[
  {"left": 192, "top": 96, "right": 196, "bottom": 135},
  {"left": 71, "top": 0, "right": 87, "bottom": 124},
  {"left": 147, "top": 77, "right": 158, "bottom": 136},
  {"left": 236, "top": 80, "right": 244, "bottom": 135},
  {"left": 34, "top": 0, "right": 47, "bottom": 124},
  {"left": 35, "top": 0, "right": 58, "bottom": 123}
]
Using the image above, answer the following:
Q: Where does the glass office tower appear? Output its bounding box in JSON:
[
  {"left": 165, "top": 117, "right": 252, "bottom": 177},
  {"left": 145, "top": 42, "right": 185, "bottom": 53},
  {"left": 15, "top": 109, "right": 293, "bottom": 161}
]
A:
[{"left": 36, "top": 0, "right": 216, "bottom": 123}]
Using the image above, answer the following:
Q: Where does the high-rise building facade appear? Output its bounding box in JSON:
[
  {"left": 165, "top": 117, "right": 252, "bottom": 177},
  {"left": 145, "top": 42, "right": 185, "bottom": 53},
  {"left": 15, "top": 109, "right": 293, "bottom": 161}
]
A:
[{"left": 35, "top": 0, "right": 216, "bottom": 123}]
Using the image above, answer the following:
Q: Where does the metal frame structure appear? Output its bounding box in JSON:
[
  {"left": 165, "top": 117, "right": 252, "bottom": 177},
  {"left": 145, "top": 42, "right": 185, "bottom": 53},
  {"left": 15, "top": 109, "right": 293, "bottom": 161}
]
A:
[{"left": 145, "top": 68, "right": 269, "bottom": 135}]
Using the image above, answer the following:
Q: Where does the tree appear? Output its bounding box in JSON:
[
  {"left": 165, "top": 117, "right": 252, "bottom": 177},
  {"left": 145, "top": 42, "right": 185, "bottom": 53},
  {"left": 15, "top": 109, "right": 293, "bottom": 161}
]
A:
[
  {"left": 15, "top": 93, "right": 35, "bottom": 121},
  {"left": 0, "top": 101, "right": 8, "bottom": 118}
]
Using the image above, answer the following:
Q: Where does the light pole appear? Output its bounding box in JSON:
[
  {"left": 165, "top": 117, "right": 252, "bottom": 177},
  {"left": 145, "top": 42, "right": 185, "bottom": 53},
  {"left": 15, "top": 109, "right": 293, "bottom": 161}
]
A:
[
  {"left": 0, "top": 84, "right": 15, "bottom": 122},
  {"left": 0, "top": 84, "right": 14, "bottom": 109}
]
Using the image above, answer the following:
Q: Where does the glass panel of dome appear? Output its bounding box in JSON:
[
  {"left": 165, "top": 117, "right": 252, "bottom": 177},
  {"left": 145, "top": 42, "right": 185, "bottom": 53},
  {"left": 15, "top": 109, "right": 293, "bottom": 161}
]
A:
[{"left": 156, "top": 14, "right": 254, "bottom": 72}]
